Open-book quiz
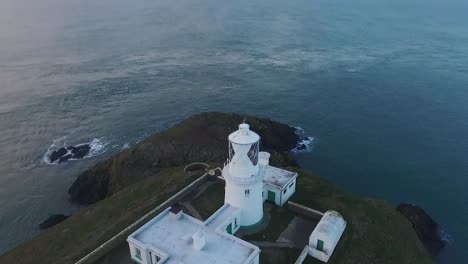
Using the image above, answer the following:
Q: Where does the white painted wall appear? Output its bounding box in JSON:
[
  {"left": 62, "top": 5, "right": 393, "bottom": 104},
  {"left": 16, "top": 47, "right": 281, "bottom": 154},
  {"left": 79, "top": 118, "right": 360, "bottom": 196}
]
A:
[
  {"left": 218, "top": 210, "right": 241, "bottom": 235},
  {"left": 128, "top": 243, "right": 148, "bottom": 264},
  {"left": 225, "top": 178, "right": 263, "bottom": 226},
  {"left": 262, "top": 177, "right": 297, "bottom": 207},
  {"left": 280, "top": 179, "right": 296, "bottom": 206}
]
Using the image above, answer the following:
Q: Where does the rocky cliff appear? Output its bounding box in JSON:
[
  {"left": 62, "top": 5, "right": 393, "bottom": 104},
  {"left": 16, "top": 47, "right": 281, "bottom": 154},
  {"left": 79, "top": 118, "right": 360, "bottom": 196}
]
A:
[
  {"left": 68, "top": 112, "right": 300, "bottom": 204},
  {"left": 397, "top": 203, "right": 445, "bottom": 256}
]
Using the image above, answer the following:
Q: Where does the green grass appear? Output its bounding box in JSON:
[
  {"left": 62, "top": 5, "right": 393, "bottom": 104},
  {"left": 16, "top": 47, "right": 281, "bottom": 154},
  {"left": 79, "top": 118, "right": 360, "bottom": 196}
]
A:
[
  {"left": 191, "top": 181, "right": 225, "bottom": 220},
  {"left": 0, "top": 167, "right": 202, "bottom": 264}
]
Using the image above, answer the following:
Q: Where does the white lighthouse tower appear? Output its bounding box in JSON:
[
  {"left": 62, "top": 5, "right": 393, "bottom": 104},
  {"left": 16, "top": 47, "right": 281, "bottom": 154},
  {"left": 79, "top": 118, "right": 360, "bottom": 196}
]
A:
[{"left": 223, "top": 123, "right": 264, "bottom": 227}]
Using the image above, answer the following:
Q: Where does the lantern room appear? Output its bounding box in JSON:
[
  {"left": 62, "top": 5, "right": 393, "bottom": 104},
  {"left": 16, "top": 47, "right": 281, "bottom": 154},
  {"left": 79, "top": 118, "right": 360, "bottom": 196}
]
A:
[{"left": 226, "top": 123, "right": 260, "bottom": 178}]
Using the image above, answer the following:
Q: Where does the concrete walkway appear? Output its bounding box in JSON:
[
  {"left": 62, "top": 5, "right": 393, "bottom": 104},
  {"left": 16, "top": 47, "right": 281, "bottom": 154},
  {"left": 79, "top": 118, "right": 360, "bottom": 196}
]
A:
[{"left": 277, "top": 216, "right": 317, "bottom": 249}]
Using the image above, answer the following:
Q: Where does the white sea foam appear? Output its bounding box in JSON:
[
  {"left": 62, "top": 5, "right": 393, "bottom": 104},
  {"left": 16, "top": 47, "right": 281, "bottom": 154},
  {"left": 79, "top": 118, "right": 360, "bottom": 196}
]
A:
[
  {"left": 439, "top": 228, "right": 454, "bottom": 246},
  {"left": 293, "top": 126, "right": 305, "bottom": 135},
  {"left": 42, "top": 136, "right": 68, "bottom": 165},
  {"left": 292, "top": 126, "right": 315, "bottom": 153},
  {"left": 43, "top": 137, "right": 109, "bottom": 165},
  {"left": 121, "top": 143, "right": 130, "bottom": 150},
  {"left": 86, "top": 138, "right": 109, "bottom": 158}
]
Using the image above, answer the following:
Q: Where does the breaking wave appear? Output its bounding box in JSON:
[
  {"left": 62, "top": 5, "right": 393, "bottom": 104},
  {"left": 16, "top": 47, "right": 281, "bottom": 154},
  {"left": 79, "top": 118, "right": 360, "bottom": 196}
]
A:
[
  {"left": 43, "top": 137, "right": 109, "bottom": 165},
  {"left": 439, "top": 228, "right": 454, "bottom": 246},
  {"left": 292, "top": 126, "right": 315, "bottom": 153}
]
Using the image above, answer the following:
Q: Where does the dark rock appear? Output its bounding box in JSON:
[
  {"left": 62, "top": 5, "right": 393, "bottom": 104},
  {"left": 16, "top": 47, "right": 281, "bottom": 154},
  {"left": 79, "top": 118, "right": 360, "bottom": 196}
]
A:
[
  {"left": 58, "top": 154, "right": 73, "bottom": 164},
  {"left": 397, "top": 203, "right": 445, "bottom": 256},
  {"left": 39, "top": 214, "right": 70, "bottom": 230},
  {"left": 70, "top": 144, "right": 91, "bottom": 159},
  {"left": 68, "top": 112, "right": 300, "bottom": 205},
  {"left": 49, "top": 144, "right": 91, "bottom": 164},
  {"left": 296, "top": 143, "right": 306, "bottom": 150},
  {"left": 49, "top": 148, "right": 68, "bottom": 163}
]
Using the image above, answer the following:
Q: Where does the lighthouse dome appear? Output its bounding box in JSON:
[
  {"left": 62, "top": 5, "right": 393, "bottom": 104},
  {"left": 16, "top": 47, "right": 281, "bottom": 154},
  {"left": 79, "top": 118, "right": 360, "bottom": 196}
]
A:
[{"left": 228, "top": 124, "right": 260, "bottom": 145}]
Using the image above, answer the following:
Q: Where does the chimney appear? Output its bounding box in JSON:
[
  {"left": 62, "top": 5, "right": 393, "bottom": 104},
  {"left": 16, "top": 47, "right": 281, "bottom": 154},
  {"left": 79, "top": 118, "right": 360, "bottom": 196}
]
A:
[
  {"left": 258, "top": 152, "right": 270, "bottom": 175},
  {"left": 192, "top": 230, "right": 206, "bottom": 251}
]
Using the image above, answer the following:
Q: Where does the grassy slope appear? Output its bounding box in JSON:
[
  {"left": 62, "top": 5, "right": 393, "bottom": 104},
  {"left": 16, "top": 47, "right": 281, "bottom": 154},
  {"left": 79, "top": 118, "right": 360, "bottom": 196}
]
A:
[
  {"left": 191, "top": 181, "right": 226, "bottom": 220},
  {"left": 0, "top": 167, "right": 200, "bottom": 264}
]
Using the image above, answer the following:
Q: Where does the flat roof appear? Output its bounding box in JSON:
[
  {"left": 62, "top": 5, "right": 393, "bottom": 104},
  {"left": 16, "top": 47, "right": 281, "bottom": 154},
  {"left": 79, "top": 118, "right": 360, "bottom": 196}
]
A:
[
  {"left": 263, "top": 165, "right": 297, "bottom": 189},
  {"left": 205, "top": 204, "right": 240, "bottom": 229},
  {"left": 129, "top": 207, "right": 257, "bottom": 264}
]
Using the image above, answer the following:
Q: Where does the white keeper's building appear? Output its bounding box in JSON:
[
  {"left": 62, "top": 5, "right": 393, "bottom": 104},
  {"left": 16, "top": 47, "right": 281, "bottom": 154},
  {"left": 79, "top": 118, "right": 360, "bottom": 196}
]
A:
[{"left": 127, "top": 123, "right": 298, "bottom": 264}]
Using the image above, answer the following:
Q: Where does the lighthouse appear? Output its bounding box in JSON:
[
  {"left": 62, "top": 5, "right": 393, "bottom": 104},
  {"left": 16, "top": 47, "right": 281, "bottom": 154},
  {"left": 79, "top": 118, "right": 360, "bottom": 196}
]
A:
[{"left": 223, "top": 123, "right": 264, "bottom": 227}]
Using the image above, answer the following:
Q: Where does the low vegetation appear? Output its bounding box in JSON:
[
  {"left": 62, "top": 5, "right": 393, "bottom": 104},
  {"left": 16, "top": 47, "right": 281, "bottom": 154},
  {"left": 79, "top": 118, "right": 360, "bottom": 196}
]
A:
[{"left": 191, "top": 181, "right": 225, "bottom": 220}]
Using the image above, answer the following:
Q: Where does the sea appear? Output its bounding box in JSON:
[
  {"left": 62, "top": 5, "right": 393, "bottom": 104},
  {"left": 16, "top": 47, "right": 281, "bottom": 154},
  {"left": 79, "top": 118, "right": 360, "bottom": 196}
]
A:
[{"left": 0, "top": 0, "right": 467, "bottom": 262}]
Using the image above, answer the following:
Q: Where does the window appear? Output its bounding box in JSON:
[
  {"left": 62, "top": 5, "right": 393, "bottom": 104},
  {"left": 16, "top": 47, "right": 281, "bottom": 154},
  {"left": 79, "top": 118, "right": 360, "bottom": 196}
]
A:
[
  {"left": 228, "top": 142, "right": 235, "bottom": 162},
  {"left": 234, "top": 218, "right": 238, "bottom": 228},
  {"left": 289, "top": 182, "right": 294, "bottom": 189},
  {"left": 150, "top": 251, "right": 162, "bottom": 263},
  {"left": 283, "top": 189, "right": 287, "bottom": 194},
  {"left": 135, "top": 247, "right": 142, "bottom": 260},
  {"left": 247, "top": 142, "right": 259, "bottom": 165},
  {"left": 245, "top": 189, "right": 250, "bottom": 196}
]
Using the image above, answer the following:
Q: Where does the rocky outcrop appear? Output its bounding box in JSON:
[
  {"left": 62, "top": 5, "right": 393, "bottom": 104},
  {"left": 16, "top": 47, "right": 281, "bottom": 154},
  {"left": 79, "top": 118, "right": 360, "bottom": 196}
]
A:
[
  {"left": 49, "top": 144, "right": 91, "bottom": 163},
  {"left": 39, "top": 214, "right": 70, "bottom": 230},
  {"left": 68, "top": 112, "right": 299, "bottom": 205},
  {"left": 397, "top": 203, "right": 445, "bottom": 256}
]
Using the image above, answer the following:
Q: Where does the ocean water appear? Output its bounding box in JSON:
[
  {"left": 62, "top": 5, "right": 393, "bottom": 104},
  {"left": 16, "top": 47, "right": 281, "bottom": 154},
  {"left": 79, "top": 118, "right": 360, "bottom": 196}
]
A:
[{"left": 0, "top": 0, "right": 467, "bottom": 262}]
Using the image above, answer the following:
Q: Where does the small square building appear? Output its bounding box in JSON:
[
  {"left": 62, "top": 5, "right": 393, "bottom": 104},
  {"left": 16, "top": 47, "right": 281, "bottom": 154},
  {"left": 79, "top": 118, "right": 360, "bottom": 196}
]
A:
[{"left": 262, "top": 165, "right": 298, "bottom": 206}]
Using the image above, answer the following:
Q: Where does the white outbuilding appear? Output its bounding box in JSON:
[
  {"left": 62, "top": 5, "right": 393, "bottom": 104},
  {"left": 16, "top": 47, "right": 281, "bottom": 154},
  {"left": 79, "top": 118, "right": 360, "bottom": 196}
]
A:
[
  {"left": 261, "top": 164, "right": 298, "bottom": 207},
  {"left": 308, "top": 210, "right": 346, "bottom": 263}
]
